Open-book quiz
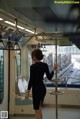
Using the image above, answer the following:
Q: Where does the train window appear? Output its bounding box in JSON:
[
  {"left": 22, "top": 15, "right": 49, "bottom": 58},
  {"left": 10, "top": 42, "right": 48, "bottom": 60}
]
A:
[
  {"left": 0, "top": 50, "right": 4, "bottom": 104},
  {"left": 42, "top": 45, "right": 80, "bottom": 88}
]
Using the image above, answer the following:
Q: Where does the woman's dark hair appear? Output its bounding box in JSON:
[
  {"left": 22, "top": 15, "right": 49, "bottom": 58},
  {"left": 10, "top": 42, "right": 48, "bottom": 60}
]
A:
[{"left": 31, "top": 49, "right": 43, "bottom": 60}]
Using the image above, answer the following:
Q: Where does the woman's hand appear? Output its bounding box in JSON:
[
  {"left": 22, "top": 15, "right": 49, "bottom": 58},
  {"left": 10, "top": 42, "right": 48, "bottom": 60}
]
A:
[
  {"left": 53, "top": 64, "right": 58, "bottom": 71},
  {"left": 25, "top": 90, "right": 30, "bottom": 99}
]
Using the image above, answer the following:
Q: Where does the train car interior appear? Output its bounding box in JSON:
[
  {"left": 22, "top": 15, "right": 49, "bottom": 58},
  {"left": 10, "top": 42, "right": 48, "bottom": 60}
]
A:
[{"left": 0, "top": 0, "right": 80, "bottom": 119}]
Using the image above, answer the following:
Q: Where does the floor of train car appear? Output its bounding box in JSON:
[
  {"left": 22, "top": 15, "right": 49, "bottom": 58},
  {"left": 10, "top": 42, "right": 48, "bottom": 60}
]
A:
[{"left": 10, "top": 107, "right": 80, "bottom": 119}]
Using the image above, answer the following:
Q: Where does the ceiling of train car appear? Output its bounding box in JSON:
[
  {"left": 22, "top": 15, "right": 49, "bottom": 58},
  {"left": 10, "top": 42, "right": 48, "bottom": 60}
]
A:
[{"left": 0, "top": 0, "right": 80, "bottom": 46}]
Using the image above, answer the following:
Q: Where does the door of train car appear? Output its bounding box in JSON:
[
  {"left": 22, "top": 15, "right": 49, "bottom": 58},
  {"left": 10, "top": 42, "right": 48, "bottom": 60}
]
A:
[{"left": 9, "top": 47, "right": 34, "bottom": 115}]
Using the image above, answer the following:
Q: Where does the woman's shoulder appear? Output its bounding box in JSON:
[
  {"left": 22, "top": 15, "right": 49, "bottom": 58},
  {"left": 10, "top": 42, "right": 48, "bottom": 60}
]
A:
[
  {"left": 30, "top": 62, "right": 48, "bottom": 67},
  {"left": 30, "top": 63, "right": 35, "bottom": 67},
  {"left": 41, "top": 62, "right": 48, "bottom": 67}
]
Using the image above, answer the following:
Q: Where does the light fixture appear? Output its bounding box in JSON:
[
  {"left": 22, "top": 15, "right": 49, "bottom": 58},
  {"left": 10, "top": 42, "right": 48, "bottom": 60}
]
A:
[
  {"left": 4, "top": 21, "right": 15, "bottom": 26},
  {"left": 0, "top": 34, "right": 5, "bottom": 50},
  {"left": 4, "top": 20, "right": 36, "bottom": 34},
  {"left": 0, "top": 18, "right": 3, "bottom": 21},
  {"left": 14, "top": 38, "right": 20, "bottom": 50},
  {"left": 25, "top": 29, "right": 35, "bottom": 34},
  {"left": 17, "top": 25, "right": 24, "bottom": 30},
  {"left": 5, "top": 21, "right": 24, "bottom": 30}
]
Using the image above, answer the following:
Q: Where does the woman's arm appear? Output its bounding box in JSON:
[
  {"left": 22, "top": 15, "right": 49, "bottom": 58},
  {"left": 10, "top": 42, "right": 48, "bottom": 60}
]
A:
[
  {"left": 25, "top": 66, "right": 33, "bottom": 98},
  {"left": 27, "top": 66, "right": 33, "bottom": 90},
  {"left": 45, "top": 64, "right": 54, "bottom": 80}
]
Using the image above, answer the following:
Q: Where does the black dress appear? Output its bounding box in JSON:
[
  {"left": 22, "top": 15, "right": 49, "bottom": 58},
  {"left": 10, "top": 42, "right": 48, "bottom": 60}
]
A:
[{"left": 28, "top": 62, "right": 54, "bottom": 110}]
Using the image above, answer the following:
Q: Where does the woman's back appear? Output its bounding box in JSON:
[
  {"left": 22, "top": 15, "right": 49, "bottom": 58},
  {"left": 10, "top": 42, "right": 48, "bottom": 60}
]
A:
[{"left": 30, "top": 62, "right": 53, "bottom": 88}]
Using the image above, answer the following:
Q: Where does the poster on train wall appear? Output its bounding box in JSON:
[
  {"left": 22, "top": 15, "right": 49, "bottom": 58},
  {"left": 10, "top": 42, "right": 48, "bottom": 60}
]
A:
[{"left": 59, "top": 39, "right": 72, "bottom": 46}]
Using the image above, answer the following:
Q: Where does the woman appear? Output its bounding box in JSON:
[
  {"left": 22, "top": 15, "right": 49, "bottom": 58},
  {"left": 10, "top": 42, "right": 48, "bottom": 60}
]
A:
[{"left": 25, "top": 49, "right": 54, "bottom": 119}]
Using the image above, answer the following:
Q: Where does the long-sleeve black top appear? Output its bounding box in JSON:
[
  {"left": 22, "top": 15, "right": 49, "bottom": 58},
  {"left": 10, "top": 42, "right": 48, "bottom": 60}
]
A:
[{"left": 28, "top": 62, "right": 54, "bottom": 91}]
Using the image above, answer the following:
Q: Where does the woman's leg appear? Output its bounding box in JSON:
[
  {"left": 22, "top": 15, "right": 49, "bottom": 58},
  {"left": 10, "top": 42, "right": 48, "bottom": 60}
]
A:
[{"left": 35, "top": 102, "right": 42, "bottom": 119}]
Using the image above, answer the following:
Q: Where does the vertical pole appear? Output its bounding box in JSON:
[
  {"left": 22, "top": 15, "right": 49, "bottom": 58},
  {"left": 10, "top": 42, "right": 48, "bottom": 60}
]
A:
[{"left": 55, "top": 38, "right": 58, "bottom": 119}]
